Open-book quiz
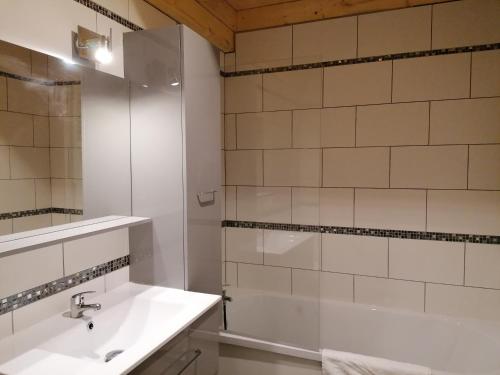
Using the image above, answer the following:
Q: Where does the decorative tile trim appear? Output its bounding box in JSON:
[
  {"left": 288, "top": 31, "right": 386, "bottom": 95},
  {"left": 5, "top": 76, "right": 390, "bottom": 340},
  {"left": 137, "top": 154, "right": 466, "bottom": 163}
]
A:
[
  {"left": 0, "top": 207, "right": 83, "bottom": 220},
  {"left": 0, "top": 70, "right": 80, "bottom": 86},
  {"left": 73, "top": 0, "right": 143, "bottom": 31},
  {"left": 221, "top": 43, "right": 500, "bottom": 77},
  {"left": 222, "top": 220, "right": 500, "bottom": 244},
  {"left": 0, "top": 255, "right": 129, "bottom": 316}
]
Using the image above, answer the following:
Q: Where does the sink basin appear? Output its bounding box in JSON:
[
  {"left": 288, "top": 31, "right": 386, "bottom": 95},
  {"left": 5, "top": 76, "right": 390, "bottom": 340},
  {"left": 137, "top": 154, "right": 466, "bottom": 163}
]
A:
[{"left": 0, "top": 283, "right": 220, "bottom": 375}]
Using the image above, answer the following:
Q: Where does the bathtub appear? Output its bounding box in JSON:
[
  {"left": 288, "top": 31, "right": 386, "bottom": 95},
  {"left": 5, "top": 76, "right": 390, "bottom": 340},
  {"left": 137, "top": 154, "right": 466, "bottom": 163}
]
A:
[{"left": 222, "top": 288, "right": 500, "bottom": 375}]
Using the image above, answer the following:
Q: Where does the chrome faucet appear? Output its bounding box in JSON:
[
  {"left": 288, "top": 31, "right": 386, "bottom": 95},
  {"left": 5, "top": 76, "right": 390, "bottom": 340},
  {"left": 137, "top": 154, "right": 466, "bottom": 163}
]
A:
[{"left": 69, "top": 291, "right": 101, "bottom": 318}]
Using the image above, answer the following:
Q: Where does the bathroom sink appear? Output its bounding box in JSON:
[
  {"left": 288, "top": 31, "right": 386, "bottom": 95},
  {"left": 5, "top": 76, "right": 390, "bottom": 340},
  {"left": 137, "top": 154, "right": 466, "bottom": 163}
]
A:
[{"left": 0, "top": 283, "right": 220, "bottom": 375}]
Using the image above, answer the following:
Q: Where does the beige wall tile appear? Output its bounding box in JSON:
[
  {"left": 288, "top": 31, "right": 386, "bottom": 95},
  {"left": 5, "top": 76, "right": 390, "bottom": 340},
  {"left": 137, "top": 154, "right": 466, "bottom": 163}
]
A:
[
  {"left": 392, "top": 54, "right": 470, "bottom": 102},
  {"left": 226, "top": 150, "right": 263, "bottom": 186},
  {"left": 221, "top": 150, "right": 225, "bottom": 185},
  {"left": 224, "top": 114, "right": 236, "bottom": 150},
  {"left": 471, "top": 50, "right": 500, "bottom": 98},
  {"left": 263, "top": 68, "right": 322, "bottom": 111},
  {"left": 264, "top": 230, "right": 320, "bottom": 270},
  {"left": 129, "top": 0, "right": 176, "bottom": 29},
  {"left": 355, "top": 275, "right": 424, "bottom": 312},
  {"left": 33, "top": 116, "right": 49, "bottom": 147},
  {"left": 324, "top": 61, "right": 392, "bottom": 107},
  {"left": 292, "top": 269, "right": 319, "bottom": 298},
  {"left": 293, "top": 17, "right": 357, "bottom": 64},
  {"left": 0, "top": 111, "right": 33, "bottom": 146},
  {"left": 220, "top": 77, "right": 225, "bottom": 114},
  {"left": 30, "top": 52, "right": 48, "bottom": 80},
  {"left": 69, "top": 148, "right": 82, "bottom": 179},
  {"left": 356, "top": 103, "right": 429, "bottom": 146},
  {"left": 221, "top": 228, "right": 226, "bottom": 262},
  {"left": 466, "top": 243, "right": 500, "bottom": 289},
  {"left": 0, "top": 179, "right": 35, "bottom": 212},
  {"left": 0, "top": 219, "right": 12, "bottom": 235},
  {"left": 226, "top": 227, "right": 264, "bottom": 264},
  {"left": 320, "top": 272, "right": 354, "bottom": 302},
  {"left": 51, "top": 213, "right": 70, "bottom": 226},
  {"left": 238, "top": 263, "right": 291, "bottom": 294},
  {"left": 49, "top": 85, "right": 81, "bottom": 117},
  {"left": 426, "top": 283, "right": 500, "bottom": 321},
  {"left": 13, "top": 214, "right": 51, "bottom": 233},
  {"left": 469, "top": 145, "right": 500, "bottom": 190},
  {"left": 389, "top": 239, "right": 464, "bottom": 284},
  {"left": 427, "top": 190, "right": 500, "bottom": 235},
  {"left": 430, "top": 98, "right": 500, "bottom": 145},
  {"left": 225, "top": 185, "right": 237, "bottom": 220},
  {"left": 358, "top": 6, "right": 431, "bottom": 57},
  {"left": 293, "top": 109, "right": 320, "bottom": 148},
  {"left": 322, "top": 234, "right": 388, "bottom": 277},
  {"left": 221, "top": 116, "right": 225, "bottom": 150},
  {"left": 390, "top": 145, "right": 468, "bottom": 189},
  {"left": 226, "top": 262, "right": 237, "bottom": 287},
  {"left": 7, "top": 79, "right": 49, "bottom": 116},
  {"left": 225, "top": 75, "right": 262, "bottom": 114},
  {"left": 0, "top": 78, "right": 6, "bottom": 110},
  {"left": 355, "top": 189, "right": 426, "bottom": 231},
  {"left": 237, "top": 186, "right": 291, "bottom": 223},
  {"left": 321, "top": 107, "right": 356, "bottom": 148},
  {"left": 47, "top": 57, "right": 81, "bottom": 82},
  {"left": 10, "top": 147, "right": 50, "bottom": 178},
  {"left": 323, "top": 147, "right": 389, "bottom": 188},
  {"left": 319, "top": 188, "right": 354, "bottom": 227},
  {"left": 50, "top": 148, "right": 68, "bottom": 178},
  {"left": 236, "top": 27, "right": 292, "bottom": 70},
  {"left": 264, "top": 149, "right": 321, "bottom": 187},
  {"left": 225, "top": 53, "right": 235, "bottom": 73},
  {"left": 0, "top": 312, "right": 12, "bottom": 340},
  {"left": 0, "top": 40, "right": 31, "bottom": 76},
  {"left": 35, "top": 179, "right": 51, "bottom": 208},
  {"left": 0, "top": 243, "right": 63, "bottom": 297},
  {"left": 51, "top": 178, "right": 82, "bottom": 209},
  {"left": 49, "top": 117, "right": 81, "bottom": 147},
  {"left": 292, "top": 188, "right": 319, "bottom": 225},
  {"left": 64, "top": 228, "right": 129, "bottom": 275},
  {"left": 237, "top": 111, "right": 292, "bottom": 149},
  {"left": 105, "top": 266, "right": 129, "bottom": 292},
  {"left": 432, "top": 0, "right": 500, "bottom": 49},
  {"left": 0, "top": 146, "right": 9, "bottom": 179}
]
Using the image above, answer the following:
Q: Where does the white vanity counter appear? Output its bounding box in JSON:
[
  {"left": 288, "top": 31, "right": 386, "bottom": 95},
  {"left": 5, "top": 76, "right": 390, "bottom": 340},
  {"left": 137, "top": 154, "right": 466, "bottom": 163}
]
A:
[{"left": 0, "top": 283, "right": 221, "bottom": 375}]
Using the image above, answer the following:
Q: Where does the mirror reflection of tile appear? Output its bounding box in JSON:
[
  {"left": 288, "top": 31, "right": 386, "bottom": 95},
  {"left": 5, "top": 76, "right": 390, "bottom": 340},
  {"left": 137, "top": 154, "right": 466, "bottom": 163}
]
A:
[{"left": 0, "top": 40, "right": 83, "bottom": 235}]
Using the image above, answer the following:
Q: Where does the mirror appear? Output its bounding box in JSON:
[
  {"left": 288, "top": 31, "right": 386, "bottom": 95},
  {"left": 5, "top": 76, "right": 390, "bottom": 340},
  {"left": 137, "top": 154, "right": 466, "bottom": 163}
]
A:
[{"left": 0, "top": 39, "right": 84, "bottom": 235}]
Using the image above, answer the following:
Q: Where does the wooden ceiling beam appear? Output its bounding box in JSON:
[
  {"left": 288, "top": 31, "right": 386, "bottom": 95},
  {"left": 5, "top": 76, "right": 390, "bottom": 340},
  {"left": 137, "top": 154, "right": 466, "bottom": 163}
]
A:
[
  {"left": 236, "top": 0, "right": 449, "bottom": 32},
  {"left": 145, "top": 0, "right": 234, "bottom": 52},
  {"left": 196, "top": 0, "right": 238, "bottom": 31}
]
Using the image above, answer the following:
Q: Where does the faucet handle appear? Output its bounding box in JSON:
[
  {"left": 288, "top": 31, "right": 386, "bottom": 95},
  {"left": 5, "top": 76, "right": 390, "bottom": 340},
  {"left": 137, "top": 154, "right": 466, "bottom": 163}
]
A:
[{"left": 71, "top": 291, "right": 96, "bottom": 305}]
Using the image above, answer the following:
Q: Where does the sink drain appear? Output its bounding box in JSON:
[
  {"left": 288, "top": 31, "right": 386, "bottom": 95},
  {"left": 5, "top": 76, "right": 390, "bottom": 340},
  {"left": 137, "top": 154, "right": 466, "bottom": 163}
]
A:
[{"left": 105, "top": 350, "right": 124, "bottom": 363}]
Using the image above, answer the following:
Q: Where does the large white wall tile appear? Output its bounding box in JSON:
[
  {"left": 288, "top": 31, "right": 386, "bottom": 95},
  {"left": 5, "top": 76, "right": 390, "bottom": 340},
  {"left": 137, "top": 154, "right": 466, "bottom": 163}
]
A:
[
  {"left": 426, "top": 283, "right": 500, "bottom": 321},
  {"left": 355, "top": 276, "right": 424, "bottom": 312},
  {"left": 264, "top": 149, "right": 321, "bottom": 187},
  {"left": 13, "top": 214, "right": 52, "bottom": 233},
  {"left": 0, "top": 111, "right": 33, "bottom": 146},
  {"left": 292, "top": 188, "right": 319, "bottom": 225},
  {"left": 63, "top": 228, "right": 129, "bottom": 275},
  {"left": 320, "top": 272, "right": 354, "bottom": 303},
  {"left": 471, "top": 50, "right": 500, "bottom": 97},
  {"left": 427, "top": 190, "right": 500, "bottom": 235},
  {"left": 226, "top": 227, "right": 264, "bottom": 264},
  {"left": 236, "top": 27, "right": 292, "bottom": 70},
  {"left": 468, "top": 145, "right": 500, "bottom": 190},
  {"left": 237, "top": 186, "right": 291, "bottom": 223},
  {"left": 225, "top": 150, "right": 263, "bottom": 186},
  {"left": 319, "top": 188, "right": 354, "bottom": 227},
  {"left": 355, "top": 189, "right": 426, "bottom": 231},
  {"left": 0, "top": 312, "right": 12, "bottom": 340},
  {"left": 0, "top": 244, "right": 63, "bottom": 297},
  {"left": 105, "top": 266, "right": 129, "bottom": 292},
  {"left": 238, "top": 263, "right": 291, "bottom": 294},
  {"left": 264, "top": 230, "right": 320, "bottom": 270},
  {"left": 322, "top": 234, "right": 388, "bottom": 277},
  {"left": 237, "top": 111, "right": 292, "bottom": 149},
  {"left": 225, "top": 75, "right": 263, "bottom": 114},
  {"left": 465, "top": 243, "right": 500, "bottom": 289},
  {"left": 389, "top": 239, "right": 464, "bottom": 284},
  {"left": 292, "top": 269, "right": 319, "bottom": 298},
  {"left": 320, "top": 107, "right": 356, "bottom": 148},
  {"left": 358, "top": 6, "right": 431, "bottom": 57},
  {"left": 0, "top": 179, "right": 35, "bottom": 213},
  {"left": 292, "top": 109, "right": 320, "bottom": 148}
]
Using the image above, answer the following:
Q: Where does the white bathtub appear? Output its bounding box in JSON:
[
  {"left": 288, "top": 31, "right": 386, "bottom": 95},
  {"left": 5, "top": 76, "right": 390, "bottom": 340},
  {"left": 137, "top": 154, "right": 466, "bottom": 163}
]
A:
[{"left": 224, "top": 288, "right": 500, "bottom": 375}]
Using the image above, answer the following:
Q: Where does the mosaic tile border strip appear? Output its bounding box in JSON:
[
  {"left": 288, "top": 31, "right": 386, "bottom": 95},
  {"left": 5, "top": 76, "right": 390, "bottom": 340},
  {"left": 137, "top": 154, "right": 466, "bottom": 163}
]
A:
[
  {"left": 222, "top": 220, "right": 500, "bottom": 244},
  {"left": 0, "top": 207, "right": 83, "bottom": 220},
  {"left": 74, "top": 0, "right": 143, "bottom": 31},
  {"left": 0, "top": 255, "right": 129, "bottom": 316},
  {"left": 0, "top": 70, "right": 80, "bottom": 86},
  {"left": 221, "top": 43, "right": 500, "bottom": 77}
]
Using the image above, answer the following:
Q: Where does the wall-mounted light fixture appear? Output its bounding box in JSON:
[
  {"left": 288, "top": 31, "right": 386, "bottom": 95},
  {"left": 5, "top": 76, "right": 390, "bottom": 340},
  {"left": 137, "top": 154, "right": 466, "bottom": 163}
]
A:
[{"left": 73, "top": 26, "right": 113, "bottom": 65}]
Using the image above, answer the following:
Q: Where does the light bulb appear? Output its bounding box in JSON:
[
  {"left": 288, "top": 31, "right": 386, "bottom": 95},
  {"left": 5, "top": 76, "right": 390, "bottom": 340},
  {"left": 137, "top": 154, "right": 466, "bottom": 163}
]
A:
[{"left": 95, "top": 46, "right": 113, "bottom": 64}]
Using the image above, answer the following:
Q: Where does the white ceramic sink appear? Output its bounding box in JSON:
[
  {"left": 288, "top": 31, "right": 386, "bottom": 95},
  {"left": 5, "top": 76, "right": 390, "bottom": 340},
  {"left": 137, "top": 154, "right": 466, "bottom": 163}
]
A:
[{"left": 0, "top": 283, "right": 220, "bottom": 375}]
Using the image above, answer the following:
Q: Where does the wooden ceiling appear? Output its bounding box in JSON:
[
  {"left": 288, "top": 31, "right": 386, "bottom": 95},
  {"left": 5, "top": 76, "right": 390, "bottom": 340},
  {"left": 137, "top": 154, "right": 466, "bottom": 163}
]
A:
[{"left": 145, "top": 0, "right": 449, "bottom": 52}]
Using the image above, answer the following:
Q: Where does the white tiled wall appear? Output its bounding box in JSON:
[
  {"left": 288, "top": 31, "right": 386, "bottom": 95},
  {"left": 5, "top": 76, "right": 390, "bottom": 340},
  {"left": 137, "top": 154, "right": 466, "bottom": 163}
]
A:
[
  {"left": 222, "top": 0, "right": 500, "bottom": 322},
  {"left": 0, "top": 228, "right": 130, "bottom": 336}
]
